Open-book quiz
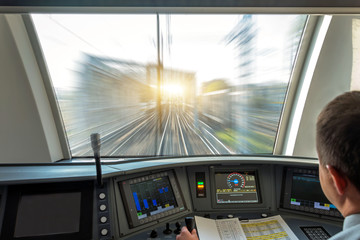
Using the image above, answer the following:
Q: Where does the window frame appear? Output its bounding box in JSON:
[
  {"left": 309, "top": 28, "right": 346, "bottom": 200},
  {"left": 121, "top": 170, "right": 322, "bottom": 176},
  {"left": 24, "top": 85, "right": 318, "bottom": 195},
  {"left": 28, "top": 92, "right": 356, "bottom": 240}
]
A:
[{"left": 24, "top": 12, "right": 316, "bottom": 160}]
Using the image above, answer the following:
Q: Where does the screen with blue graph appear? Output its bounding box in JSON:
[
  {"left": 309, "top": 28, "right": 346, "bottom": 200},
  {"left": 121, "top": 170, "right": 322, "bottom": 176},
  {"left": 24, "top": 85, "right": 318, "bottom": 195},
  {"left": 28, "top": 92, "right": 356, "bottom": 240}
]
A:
[
  {"left": 119, "top": 171, "right": 187, "bottom": 228},
  {"left": 130, "top": 176, "right": 178, "bottom": 220}
]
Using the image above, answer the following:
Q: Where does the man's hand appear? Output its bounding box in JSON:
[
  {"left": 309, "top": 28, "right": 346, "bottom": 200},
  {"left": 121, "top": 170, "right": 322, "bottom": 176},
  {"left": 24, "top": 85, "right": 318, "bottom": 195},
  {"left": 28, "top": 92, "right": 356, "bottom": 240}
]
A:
[{"left": 176, "top": 226, "right": 199, "bottom": 240}]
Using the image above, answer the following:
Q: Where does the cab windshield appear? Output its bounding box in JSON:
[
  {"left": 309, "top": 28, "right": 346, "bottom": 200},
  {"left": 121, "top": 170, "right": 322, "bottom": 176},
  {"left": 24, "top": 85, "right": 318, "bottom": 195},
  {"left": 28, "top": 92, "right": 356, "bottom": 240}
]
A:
[{"left": 32, "top": 14, "right": 307, "bottom": 157}]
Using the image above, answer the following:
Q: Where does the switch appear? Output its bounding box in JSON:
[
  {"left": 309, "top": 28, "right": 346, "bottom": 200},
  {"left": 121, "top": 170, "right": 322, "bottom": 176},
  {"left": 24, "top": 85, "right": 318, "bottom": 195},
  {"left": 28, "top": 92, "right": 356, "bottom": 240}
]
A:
[
  {"left": 174, "top": 222, "right": 181, "bottom": 234},
  {"left": 163, "top": 223, "right": 172, "bottom": 235},
  {"left": 99, "top": 204, "right": 107, "bottom": 211},
  {"left": 150, "top": 230, "right": 158, "bottom": 238},
  {"left": 101, "top": 229, "right": 108, "bottom": 236},
  {"left": 99, "top": 193, "right": 106, "bottom": 200},
  {"left": 100, "top": 216, "right": 107, "bottom": 223}
]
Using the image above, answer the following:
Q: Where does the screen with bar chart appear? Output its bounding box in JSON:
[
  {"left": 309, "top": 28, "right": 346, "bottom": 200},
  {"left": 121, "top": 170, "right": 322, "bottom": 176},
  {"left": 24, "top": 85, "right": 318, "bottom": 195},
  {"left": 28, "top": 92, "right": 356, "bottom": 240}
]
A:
[{"left": 119, "top": 171, "right": 187, "bottom": 228}]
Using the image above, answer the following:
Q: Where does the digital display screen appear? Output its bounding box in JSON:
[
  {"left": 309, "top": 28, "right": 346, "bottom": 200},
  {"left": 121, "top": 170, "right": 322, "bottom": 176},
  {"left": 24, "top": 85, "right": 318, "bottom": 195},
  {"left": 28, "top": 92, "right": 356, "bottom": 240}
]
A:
[
  {"left": 215, "top": 171, "right": 259, "bottom": 203},
  {"left": 1, "top": 181, "right": 93, "bottom": 240},
  {"left": 282, "top": 168, "right": 342, "bottom": 217},
  {"left": 130, "top": 176, "right": 178, "bottom": 220},
  {"left": 291, "top": 173, "right": 338, "bottom": 211},
  {"left": 120, "top": 171, "right": 187, "bottom": 228},
  {"left": 14, "top": 193, "right": 81, "bottom": 237}
]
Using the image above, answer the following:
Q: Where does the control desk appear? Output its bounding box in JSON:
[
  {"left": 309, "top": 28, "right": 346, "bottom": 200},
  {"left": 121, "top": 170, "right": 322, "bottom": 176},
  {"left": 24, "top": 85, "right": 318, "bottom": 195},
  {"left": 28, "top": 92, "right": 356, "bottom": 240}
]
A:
[{"left": 0, "top": 156, "right": 343, "bottom": 240}]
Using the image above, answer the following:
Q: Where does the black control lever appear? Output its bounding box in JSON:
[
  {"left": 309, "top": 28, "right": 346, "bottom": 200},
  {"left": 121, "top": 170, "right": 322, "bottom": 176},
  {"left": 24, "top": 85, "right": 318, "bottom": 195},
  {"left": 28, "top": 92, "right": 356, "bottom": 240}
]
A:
[
  {"left": 174, "top": 222, "right": 181, "bottom": 234},
  {"left": 185, "top": 217, "right": 195, "bottom": 233},
  {"left": 91, "top": 133, "right": 103, "bottom": 187},
  {"left": 163, "top": 223, "right": 172, "bottom": 235}
]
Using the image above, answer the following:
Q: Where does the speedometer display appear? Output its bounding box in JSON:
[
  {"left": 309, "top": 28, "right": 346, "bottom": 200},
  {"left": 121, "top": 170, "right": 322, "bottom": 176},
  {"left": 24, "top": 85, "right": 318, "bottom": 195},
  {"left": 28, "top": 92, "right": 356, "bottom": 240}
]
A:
[
  {"left": 227, "top": 172, "right": 245, "bottom": 189},
  {"left": 215, "top": 171, "right": 259, "bottom": 204}
]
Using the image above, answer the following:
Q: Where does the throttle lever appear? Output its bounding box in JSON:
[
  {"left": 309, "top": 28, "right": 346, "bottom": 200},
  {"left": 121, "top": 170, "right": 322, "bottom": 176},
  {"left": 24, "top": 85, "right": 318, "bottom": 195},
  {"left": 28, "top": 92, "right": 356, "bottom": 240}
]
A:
[{"left": 185, "top": 217, "right": 195, "bottom": 233}]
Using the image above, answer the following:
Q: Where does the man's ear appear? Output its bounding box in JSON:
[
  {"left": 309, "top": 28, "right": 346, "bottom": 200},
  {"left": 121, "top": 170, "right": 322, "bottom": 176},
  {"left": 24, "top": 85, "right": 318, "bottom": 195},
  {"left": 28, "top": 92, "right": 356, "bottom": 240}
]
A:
[{"left": 326, "top": 165, "right": 347, "bottom": 195}]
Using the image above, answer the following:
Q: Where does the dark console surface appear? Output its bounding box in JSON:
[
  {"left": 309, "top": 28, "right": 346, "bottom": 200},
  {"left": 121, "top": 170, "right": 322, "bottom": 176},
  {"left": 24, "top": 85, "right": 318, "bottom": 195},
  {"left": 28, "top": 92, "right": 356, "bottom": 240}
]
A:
[
  {"left": 118, "top": 160, "right": 343, "bottom": 240},
  {"left": 124, "top": 212, "right": 342, "bottom": 240},
  {"left": 0, "top": 181, "right": 93, "bottom": 240},
  {"left": 0, "top": 157, "right": 344, "bottom": 240}
]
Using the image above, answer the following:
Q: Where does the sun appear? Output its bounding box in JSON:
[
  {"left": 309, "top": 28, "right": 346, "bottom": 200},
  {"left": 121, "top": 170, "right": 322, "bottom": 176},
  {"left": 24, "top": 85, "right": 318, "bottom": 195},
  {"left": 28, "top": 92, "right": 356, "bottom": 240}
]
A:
[{"left": 162, "top": 84, "right": 184, "bottom": 97}]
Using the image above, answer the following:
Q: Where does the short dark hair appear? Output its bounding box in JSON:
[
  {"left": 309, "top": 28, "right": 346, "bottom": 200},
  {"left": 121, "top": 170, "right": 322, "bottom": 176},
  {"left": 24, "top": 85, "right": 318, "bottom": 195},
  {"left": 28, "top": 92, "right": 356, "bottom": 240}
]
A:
[{"left": 316, "top": 91, "right": 360, "bottom": 192}]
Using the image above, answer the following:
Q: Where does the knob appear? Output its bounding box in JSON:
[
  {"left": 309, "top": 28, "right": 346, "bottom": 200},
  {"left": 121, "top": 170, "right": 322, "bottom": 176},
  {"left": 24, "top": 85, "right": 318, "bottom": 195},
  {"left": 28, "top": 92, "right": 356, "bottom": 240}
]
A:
[
  {"left": 99, "top": 193, "right": 106, "bottom": 200},
  {"left": 163, "top": 223, "right": 172, "bottom": 235},
  {"left": 185, "top": 217, "right": 195, "bottom": 232},
  {"left": 150, "top": 230, "right": 158, "bottom": 238},
  {"left": 99, "top": 204, "right": 107, "bottom": 211},
  {"left": 100, "top": 216, "right": 107, "bottom": 223},
  {"left": 101, "top": 228, "right": 108, "bottom": 236},
  {"left": 174, "top": 222, "right": 181, "bottom": 235}
]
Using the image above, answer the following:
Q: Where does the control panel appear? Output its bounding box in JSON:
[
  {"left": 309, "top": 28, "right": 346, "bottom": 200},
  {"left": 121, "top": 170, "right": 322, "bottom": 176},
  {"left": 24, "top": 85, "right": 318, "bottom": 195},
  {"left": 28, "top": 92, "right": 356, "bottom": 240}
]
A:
[
  {"left": 96, "top": 182, "right": 112, "bottom": 239},
  {"left": 125, "top": 219, "right": 186, "bottom": 240},
  {"left": 0, "top": 160, "right": 345, "bottom": 240}
]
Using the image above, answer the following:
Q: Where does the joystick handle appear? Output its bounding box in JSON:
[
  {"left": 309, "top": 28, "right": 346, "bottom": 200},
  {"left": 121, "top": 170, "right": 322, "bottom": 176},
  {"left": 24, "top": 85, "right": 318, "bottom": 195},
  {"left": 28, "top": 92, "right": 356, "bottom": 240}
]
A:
[{"left": 185, "top": 217, "right": 195, "bottom": 232}]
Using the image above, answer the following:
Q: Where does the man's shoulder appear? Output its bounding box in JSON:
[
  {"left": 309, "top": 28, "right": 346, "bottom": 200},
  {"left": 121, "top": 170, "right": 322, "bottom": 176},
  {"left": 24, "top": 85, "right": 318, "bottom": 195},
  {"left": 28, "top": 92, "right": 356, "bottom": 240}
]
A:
[
  {"left": 329, "top": 225, "right": 360, "bottom": 240},
  {"left": 329, "top": 214, "right": 360, "bottom": 240}
]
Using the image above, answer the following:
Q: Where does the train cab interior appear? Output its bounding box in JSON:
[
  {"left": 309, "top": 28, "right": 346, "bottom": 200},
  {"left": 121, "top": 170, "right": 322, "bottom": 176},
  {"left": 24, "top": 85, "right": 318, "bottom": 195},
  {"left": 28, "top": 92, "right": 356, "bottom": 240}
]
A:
[{"left": 0, "top": 1, "right": 359, "bottom": 239}]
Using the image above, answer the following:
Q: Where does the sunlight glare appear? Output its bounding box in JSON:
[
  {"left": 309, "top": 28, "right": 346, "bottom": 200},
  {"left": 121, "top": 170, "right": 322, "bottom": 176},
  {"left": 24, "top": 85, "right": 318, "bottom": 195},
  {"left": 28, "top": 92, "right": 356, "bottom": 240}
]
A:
[{"left": 162, "top": 84, "right": 184, "bottom": 97}]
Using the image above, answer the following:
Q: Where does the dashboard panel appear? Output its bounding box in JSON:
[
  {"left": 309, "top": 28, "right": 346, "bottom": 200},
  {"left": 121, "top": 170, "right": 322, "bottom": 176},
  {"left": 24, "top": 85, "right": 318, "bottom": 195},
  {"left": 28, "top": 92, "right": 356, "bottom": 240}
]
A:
[
  {"left": 0, "top": 157, "right": 344, "bottom": 240},
  {"left": 119, "top": 170, "right": 187, "bottom": 228}
]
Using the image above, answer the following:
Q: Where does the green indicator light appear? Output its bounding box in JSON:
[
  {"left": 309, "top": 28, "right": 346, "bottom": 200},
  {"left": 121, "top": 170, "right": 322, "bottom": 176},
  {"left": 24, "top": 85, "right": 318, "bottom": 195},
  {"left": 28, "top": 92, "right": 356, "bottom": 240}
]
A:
[
  {"left": 291, "top": 198, "right": 296, "bottom": 202},
  {"left": 198, "top": 182, "right": 204, "bottom": 185},
  {"left": 137, "top": 212, "right": 142, "bottom": 216}
]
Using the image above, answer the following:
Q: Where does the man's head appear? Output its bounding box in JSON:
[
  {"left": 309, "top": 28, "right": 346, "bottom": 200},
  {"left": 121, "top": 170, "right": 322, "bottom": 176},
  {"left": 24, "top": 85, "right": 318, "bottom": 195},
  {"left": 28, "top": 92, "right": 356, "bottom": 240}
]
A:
[{"left": 316, "top": 91, "right": 360, "bottom": 214}]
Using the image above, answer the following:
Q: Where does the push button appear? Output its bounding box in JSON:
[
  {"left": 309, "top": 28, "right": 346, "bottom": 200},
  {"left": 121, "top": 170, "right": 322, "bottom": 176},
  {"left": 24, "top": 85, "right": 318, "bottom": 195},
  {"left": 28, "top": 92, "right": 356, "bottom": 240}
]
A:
[
  {"left": 99, "top": 204, "right": 107, "bottom": 211},
  {"left": 100, "top": 216, "right": 107, "bottom": 223},
  {"left": 101, "top": 229, "right": 108, "bottom": 236},
  {"left": 99, "top": 193, "right": 106, "bottom": 200}
]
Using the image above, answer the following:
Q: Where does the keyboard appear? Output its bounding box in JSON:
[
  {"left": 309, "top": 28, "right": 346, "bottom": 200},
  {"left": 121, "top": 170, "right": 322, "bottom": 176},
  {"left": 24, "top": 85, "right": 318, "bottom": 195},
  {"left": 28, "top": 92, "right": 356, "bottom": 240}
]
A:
[{"left": 300, "top": 226, "right": 331, "bottom": 240}]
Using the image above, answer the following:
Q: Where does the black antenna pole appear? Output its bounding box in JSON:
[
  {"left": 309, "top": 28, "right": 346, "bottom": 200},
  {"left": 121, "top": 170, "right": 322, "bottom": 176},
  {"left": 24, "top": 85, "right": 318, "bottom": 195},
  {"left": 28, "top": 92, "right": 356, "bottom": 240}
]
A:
[{"left": 91, "top": 133, "right": 103, "bottom": 187}]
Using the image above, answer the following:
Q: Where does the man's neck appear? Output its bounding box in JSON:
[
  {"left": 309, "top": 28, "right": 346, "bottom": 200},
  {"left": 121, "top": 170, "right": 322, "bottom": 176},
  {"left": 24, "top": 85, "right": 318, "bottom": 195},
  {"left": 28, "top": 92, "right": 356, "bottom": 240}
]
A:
[{"left": 339, "top": 187, "right": 360, "bottom": 218}]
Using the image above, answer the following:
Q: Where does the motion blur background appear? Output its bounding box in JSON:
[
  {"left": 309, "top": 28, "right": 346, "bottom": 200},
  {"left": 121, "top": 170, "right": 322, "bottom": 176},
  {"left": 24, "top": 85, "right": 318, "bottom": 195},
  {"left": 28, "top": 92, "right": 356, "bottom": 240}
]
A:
[{"left": 32, "top": 14, "right": 307, "bottom": 157}]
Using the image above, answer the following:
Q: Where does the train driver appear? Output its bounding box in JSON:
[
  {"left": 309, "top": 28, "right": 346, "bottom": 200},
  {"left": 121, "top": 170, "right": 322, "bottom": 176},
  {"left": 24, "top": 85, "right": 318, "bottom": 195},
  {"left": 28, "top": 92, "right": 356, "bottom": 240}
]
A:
[{"left": 176, "top": 91, "right": 360, "bottom": 240}]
